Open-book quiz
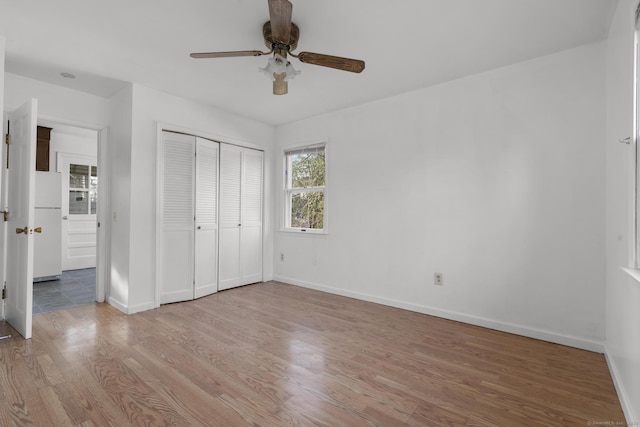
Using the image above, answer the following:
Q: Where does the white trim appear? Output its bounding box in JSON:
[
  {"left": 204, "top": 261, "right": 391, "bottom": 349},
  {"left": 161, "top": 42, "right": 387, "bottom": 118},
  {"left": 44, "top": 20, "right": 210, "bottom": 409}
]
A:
[
  {"left": 605, "top": 345, "right": 638, "bottom": 425},
  {"left": 274, "top": 276, "right": 606, "bottom": 353},
  {"left": 96, "top": 127, "right": 109, "bottom": 303},
  {"left": 156, "top": 121, "right": 264, "bottom": 152},
  {"left": 154, "top": 124, "right": 163, "bottom": 308},
  {"left": 127, "top": 301, "right": 156, "bottom": 315},
  {"left": 31, "top": 115, "right": 106, "bottom": 134},
  {"left": 107, "top": 296, "right": 154, "bottom": 315},
  {"left": 31, "top": 117, "right": 108, "bottom": 305},
  {"left": 621, "top": 266, "right": 640, "bottom": 284},
  {"left": 106, "top": 296, "right": 127, "bottom": 314},
  {"left": 281, "top": 228, "right": 328, "bottom": 235},
  {"left": 280, "top": 138, "right": 329, "bottom": 153},
  {"left": 634, "top": 27, "right": 640, "bottom": 268}
]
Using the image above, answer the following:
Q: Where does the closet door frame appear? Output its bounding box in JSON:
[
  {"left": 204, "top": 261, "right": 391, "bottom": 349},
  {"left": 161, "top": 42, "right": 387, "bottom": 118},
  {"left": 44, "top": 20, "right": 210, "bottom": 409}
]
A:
[{"left": 155, "top": 124, "right": 265, "bottom": 308}]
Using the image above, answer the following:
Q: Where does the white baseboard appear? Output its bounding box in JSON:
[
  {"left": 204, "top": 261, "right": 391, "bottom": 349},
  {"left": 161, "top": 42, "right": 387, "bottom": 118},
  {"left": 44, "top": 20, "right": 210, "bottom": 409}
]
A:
[
  {"left": 127, "top": 301, "right": 156, "bottom": 315},
  {"left": 107, "top": 296, "right": 155, "bottom": 315},
  {"left": 106, "top": 296, "right": 128, "bottom": 314},
  {"left": 605, "top": 345, "right": 637, "bottom": 425},
  {"left": 273, "top": 275, "right": 604, "bottom": 353}
]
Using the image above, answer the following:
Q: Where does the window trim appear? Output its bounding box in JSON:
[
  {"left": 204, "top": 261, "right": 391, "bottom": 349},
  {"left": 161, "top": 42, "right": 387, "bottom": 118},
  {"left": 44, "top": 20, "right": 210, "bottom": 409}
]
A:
[
  {"left": 282, "top": 142, "right": 328, "bottom": 234},
  {"left": 68, "top": 163, "right": 98, "bottom": 216}
]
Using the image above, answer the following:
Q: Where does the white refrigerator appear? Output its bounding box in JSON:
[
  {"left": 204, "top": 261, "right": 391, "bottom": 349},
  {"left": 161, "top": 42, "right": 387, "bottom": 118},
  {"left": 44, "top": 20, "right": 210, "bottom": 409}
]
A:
[{"left": 33, "top": 171, "right": 62, "bottom": 282}]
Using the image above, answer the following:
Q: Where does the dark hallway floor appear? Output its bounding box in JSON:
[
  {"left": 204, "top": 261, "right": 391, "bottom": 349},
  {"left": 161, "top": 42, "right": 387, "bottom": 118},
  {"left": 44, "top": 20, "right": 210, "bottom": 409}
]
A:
[{"left": 32, "top": 268, "right": 96, "bottom": 314}]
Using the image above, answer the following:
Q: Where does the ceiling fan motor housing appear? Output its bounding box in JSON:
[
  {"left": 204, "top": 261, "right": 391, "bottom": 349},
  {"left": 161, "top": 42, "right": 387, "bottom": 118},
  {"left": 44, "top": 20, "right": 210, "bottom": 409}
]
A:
[{"left": 263, "top": 21, "right": 300, "bottom": 53}]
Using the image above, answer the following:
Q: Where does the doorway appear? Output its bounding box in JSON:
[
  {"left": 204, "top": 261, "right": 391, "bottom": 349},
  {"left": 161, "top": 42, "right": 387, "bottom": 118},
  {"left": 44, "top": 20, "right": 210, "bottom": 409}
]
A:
[
  {"left": 32, "top": 269, "right": 96, "bottom": 314},
  {"left": 32, "top": 122, "right": 100, "bottom": 314}
]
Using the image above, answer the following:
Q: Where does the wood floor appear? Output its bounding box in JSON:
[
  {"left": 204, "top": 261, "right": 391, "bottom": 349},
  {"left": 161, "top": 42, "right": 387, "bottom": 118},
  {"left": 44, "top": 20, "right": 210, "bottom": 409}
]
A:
[{"left": 0, "top": 281, "right": 625, "bottom": 426}]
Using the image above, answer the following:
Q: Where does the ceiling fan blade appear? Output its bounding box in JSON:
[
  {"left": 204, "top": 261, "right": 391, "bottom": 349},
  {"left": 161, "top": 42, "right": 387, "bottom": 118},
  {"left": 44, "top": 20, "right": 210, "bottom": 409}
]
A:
[
  {"left": 190, "top": 50, "right": 266, "bottom": 59},
  {"left": 268, "top": 0, "right": 292, "bottom": 44},
  {"left": 297, "top": 52, "right": 365, "bottom": 73}
]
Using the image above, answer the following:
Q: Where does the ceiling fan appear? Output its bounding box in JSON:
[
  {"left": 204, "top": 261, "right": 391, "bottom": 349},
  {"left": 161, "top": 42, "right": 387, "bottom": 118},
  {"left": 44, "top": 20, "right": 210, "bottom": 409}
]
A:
[{"left": 190, "top": 0, "right": 365, "bottom": 95}]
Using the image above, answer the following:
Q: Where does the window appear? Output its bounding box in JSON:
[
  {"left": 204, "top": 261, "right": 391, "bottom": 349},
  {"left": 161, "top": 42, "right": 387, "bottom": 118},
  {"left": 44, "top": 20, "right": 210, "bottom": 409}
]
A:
[
  {"left": 69, "top": 163, "right": 98, "bottom": 215},
  {"left": 284, "top": 144, "right": 326, "bottom": 232}
]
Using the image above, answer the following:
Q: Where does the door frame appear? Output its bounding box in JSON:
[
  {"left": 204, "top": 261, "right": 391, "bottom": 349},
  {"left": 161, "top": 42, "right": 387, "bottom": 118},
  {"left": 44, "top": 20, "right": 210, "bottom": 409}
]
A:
[{"left": 38, "top": 117, "right": 108, "bottom": 304}]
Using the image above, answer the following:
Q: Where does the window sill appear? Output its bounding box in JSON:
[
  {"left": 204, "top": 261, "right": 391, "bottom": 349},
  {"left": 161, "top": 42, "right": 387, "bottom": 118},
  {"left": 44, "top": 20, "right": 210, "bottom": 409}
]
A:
[
  {"left": 280, "top": 228, "right": 328, "bottom": 236},
  {"left": 621, "top": 267, "right": 640, "bottom": 284}
]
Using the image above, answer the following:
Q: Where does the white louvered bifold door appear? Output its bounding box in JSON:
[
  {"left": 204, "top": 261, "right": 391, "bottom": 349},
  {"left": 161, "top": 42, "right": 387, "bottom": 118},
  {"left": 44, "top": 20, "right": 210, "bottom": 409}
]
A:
[
  {"left": 241, "top": 149, "right": 263, "bottom": 284},
  {"left": 219, "top": 144, "right": 263, "bottom": 290},
  {"left": 218, "top": 145, "right": 243, "bottom": 290},
  {"left": 194, "top": 138, "right": 219, "bottom": 298},
  {"left": 160, "top": 132, "right": 195, "bottom": 304}
]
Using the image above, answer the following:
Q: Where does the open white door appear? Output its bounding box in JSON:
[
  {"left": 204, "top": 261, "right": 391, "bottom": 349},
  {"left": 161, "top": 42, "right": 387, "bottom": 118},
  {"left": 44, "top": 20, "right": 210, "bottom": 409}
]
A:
[{"left": 5, "top": 99, "right": 37, "bottom": 339}]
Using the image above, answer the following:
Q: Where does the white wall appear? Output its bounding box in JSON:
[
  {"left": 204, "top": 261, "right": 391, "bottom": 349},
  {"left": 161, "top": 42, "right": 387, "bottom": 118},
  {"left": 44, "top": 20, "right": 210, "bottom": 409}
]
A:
[
  {"left": 274, "top": 43, "right": 607, "bottom": 352},
  {"left": 108, "top": 84, "right": 275, "bottom": 313},
  {"left": 4, "top": 73, "right": 109, "bottom": 128},
  {"left": 106, "top": 85, "right": 133, "bottom": 311},
  {"left": 605, "top": 0, "right": 640, "bottom": 423}
]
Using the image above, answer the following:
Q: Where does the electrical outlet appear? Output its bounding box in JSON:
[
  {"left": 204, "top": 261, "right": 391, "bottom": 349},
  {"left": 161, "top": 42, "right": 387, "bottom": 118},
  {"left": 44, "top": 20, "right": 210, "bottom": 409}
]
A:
[
  {"left": 434, "top": 273, "right": 443, "bottom": 286},
  {"left": 280, "top": 253, "right": 285, "bottom": 262}
]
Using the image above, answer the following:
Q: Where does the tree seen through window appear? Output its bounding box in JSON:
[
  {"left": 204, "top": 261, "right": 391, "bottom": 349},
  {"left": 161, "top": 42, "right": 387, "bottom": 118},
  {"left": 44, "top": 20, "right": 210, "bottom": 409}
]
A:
[{"left": 286, "top": 147, "right": 325, "bottom": 230}]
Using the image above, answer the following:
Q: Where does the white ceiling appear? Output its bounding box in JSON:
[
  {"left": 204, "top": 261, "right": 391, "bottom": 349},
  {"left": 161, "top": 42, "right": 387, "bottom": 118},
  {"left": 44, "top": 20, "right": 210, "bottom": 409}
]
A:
[{"left": 1, "top": 0, "right": 617, "bottom": 126}]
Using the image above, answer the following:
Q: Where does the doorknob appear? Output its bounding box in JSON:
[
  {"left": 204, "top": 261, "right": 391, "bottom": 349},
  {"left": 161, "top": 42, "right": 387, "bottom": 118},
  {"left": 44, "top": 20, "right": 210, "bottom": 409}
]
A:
[
  {"left": 197, "top": 226, "right": 201, "bottom": 230},
  {"left": 62, "top": 216, "right": 68, "bottom": 220},
  {"left": 34, "top": 227, "right": 42, "bottom": 233},
  {"left": 15, "top": 226, "right": 28, "bottom": 234}
]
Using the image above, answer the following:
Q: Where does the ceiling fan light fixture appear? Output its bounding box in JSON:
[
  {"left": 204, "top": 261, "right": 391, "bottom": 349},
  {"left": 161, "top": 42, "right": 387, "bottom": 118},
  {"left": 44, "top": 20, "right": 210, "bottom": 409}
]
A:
[
  {"left": 273, "top": 73, "right": 288, "bottom": 95},
  {"left": 260, "top": 53, "right": 300, "bottom": 82}
]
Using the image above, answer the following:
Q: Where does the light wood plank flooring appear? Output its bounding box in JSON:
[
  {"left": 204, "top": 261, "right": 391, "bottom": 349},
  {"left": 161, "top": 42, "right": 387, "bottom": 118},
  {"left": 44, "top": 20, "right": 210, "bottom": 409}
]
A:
[{"left": 0, "top": 281, "right": 625, "bottom": 426}]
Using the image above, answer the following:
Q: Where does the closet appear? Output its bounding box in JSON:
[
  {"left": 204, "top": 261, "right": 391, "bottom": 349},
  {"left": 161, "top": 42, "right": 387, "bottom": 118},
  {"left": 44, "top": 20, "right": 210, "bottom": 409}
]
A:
[{"left": 158, "top": 131, "right": 263, "bottom": 305}]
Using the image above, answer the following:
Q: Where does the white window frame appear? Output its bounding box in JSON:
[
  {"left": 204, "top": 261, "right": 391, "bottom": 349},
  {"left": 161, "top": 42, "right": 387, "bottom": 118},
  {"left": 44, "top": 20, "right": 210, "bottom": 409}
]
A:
[
  {"left": 68, "top": 163, "right": 98, "bottom": 216},
  {"left": 283, "top": 143, "right": 328, "bottom": 234}
]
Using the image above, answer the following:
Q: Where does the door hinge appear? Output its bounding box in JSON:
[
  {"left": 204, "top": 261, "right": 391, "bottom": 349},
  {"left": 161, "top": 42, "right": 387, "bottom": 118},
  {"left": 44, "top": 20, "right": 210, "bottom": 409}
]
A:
[
  {"left": 2, "top": 287, "right": 6, "bottom": 300},
  {"left": 5, "top": 133, "right": 9, "bottom": 145},
  {"left": 2, "top": 210, "right": 7, "bottom": 222}
]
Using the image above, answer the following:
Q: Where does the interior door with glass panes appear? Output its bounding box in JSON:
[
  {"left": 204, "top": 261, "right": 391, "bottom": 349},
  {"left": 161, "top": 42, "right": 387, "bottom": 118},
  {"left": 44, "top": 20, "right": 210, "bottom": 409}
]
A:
[{"left": 58, "top": 153, "right": 98, "bottom": 270}]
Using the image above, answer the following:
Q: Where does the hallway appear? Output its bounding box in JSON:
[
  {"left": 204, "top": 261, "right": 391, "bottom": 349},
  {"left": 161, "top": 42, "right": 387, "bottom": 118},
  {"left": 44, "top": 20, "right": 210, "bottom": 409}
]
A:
[{"left": 32, "top": 268, "right": 96, "bottom": 314}]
